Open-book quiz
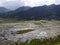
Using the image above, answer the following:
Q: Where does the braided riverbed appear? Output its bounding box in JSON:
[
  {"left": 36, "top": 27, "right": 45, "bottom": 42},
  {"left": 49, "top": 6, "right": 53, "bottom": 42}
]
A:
[{"left": 0, "top": 20, "right": 60, "bottom": 45}]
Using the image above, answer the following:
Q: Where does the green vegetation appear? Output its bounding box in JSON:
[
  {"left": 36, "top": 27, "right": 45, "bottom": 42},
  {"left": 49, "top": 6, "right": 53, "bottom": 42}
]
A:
[
  {"left": 55, "top": 42, "right": 60, "bottom": 45},
  {"left": 18, "top": 41, "right": 28, "bottom": 45},
  {"left": 28, "top": 34, "right": 60, "bottom": 45},
  {"left": 3, "top": 34, "right": 60, "bottom": 45},
  {"left": 10, "top": 43, "right": 15, "bottom": 45},
  {"left": 0, "top": 18, "right": 19, "bottom": 23},
  {"left": 33, "top": 21, "right": 42, "bottom": 25},
  {"left": 17, "top": 35, "right": 60, "bottom": 45},
  {"left": 40, "top": 20, "right": 47, "bottom": 23},
  {"left": 4, "top": 43, "right": 8, "bottom": 45},
  {"left": 16, "top": 29, "right": 34, "bottom": 34}
]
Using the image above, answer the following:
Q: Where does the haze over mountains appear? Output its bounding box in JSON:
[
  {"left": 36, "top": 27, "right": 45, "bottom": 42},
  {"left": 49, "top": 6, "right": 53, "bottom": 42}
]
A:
[
  {"left": 0, "top": 4, "right": 60, "bottom": 20},
  {"left": 0, "top": 6, "right": 31, "bottom": 13},
  {"left": 0, "top": 7, "right": 10, "bottom": 13},
  {"left": 0, "top": 0, "right": 60, "bottom": 10}
]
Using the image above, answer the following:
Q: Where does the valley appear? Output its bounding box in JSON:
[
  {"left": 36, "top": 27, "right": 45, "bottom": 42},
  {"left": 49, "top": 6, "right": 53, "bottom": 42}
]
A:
[{"left": 0, "top": 20, "right": 60, "bottom": 44}]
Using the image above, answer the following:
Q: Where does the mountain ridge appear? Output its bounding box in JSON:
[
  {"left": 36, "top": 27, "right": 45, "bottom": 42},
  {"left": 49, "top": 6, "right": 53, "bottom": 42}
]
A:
[
  {"left": 0, "top": 7, "right": 10, "bottom": 13},
  {"left": 0, "top": 4, "right": 60, "bottom": 20}
]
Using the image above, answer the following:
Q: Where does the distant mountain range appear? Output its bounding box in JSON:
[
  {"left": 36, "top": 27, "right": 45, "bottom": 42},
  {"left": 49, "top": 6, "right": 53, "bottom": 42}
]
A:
[
  {"left": 0, "top": 4, "right": 60, "bottom": 20},
  {"left": 15, "top": 6, "right": 31, "bottom": 12},
  {"left": 0, "top": 7, "right": 10, "bottom": 13}
]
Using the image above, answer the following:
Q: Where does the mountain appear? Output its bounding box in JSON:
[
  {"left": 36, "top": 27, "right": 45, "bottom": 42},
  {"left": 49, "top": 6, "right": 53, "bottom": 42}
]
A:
[
  {"left": 0, "top": 7, "right": 10, "bottom": 13},
  {"left": 0, "top": 4, "right": 60, "bottom": 20},
  {"left": 15, "top": 6, "right": 31, "bottom": 12},
  {"left": 0, "top": 6, "right": 31, "bottom": 16}
]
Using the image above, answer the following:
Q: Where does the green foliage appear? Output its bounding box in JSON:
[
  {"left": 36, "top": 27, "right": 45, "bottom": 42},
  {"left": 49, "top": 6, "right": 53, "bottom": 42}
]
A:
[
  {"left": 3, "top": 34, "right": 60, "bottom": 45},
  {"left": 18, "top": 42, "right": 28, "bottom": 45},
  {"left": 29, "top": 39, "right": 41, "bottom": 45},
  {"left": 55, "top": 42, "right": 60, "bottom": 45},
  {"left": 4, "top": 43, "right": 8, "bottom": 45},
  {"left": 16, "top": 29, "right": 34, "bottom": 34},
  {"left": 10, "top": 43, "right": 15, "bottom": 45}
]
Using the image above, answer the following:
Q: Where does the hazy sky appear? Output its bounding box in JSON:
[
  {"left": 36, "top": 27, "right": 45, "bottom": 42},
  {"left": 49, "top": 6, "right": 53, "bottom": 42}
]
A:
[{"left": 0, "top": 0, "right": 60, "bottom": 10}]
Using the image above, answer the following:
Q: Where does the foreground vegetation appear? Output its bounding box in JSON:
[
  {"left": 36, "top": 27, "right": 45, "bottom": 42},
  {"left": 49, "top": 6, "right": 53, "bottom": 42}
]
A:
[{"left": 3, "top": 34, "right": 60, "bottom": 45}]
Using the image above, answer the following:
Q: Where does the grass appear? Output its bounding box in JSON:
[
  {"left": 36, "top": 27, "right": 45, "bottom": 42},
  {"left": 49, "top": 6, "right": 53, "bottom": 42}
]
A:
[
  {"left": 3, "top": 34, "right": 60, "bottom": 45},
  {"left": 19, "top": 34, "right": 60, "bottom": 45},
  {"left": 40, "top": 20, "right": 47, "bottom": 23},
  {"left": 4, "top": 43, "right": 8, "bottom": 45},
  {"left": 16, "top": 29, "right": 34, "bottom": 34},
  {"left": 55, "top": 42, "right": 60, "bottom": 45},
  {"left": 33, "top": 22, "right": 42, "bottom": 25},
  {"left": 0, "top": 18, "right": 19, "bottom": 23}
]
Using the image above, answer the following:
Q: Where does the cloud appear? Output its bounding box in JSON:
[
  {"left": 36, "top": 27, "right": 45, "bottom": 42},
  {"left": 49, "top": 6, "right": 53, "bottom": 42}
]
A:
[
  {"left": 6, "top": 0, "right": 18, "bottom": 1},
  {"left": 0, "top": 0, "right": 24, "bottom": 10},
  {"left": 0, "top": 0, "right": 60, "bottom": 10},
  {"left": 21, "top": 0, "right": 55, "bottom": 7},
  {"left": 55, "top": 0, "right": 60, "bottom": 4}
]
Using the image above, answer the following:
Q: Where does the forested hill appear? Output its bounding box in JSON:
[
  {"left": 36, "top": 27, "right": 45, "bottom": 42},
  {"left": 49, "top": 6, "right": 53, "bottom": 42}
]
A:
[{"left": 0, "top": 4, "right": 60, "bottom": 20}]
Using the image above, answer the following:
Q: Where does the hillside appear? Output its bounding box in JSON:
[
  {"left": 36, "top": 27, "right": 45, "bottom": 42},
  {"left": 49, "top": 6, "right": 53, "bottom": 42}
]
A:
[
  {"left": 0, "top": 7, "right": 10, "bottom": 13},
  {"left": 0, "top": 4, "right": 60, "bottom": 20}
]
